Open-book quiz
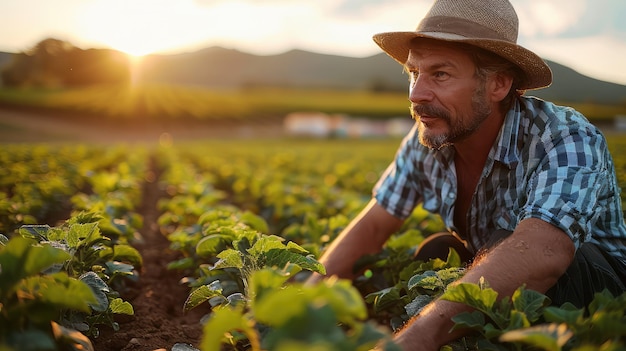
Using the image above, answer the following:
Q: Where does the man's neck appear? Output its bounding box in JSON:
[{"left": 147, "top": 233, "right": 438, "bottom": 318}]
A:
[{"left": 453, "top": 112, "right": 505, "bottom": 171}]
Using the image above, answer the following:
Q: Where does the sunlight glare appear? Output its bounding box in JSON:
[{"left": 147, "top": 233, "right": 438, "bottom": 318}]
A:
[
  {"left": 78, "top": 0, "right": 210, "bottom": 56},
  {"left": 77, "top": 0, "right": 317, "bottom": 57}
]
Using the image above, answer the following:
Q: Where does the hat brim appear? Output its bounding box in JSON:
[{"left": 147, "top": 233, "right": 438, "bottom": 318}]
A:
[{"left": 373, "top": 31, "right": 552, "bottom": 90}]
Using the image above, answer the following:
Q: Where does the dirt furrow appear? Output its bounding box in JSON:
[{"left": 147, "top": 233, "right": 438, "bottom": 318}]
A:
[{"left": 92, "top": 155, "right": 206, "bottom": 351}]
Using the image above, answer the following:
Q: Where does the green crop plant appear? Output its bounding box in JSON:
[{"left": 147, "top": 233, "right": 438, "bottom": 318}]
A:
[
  {"left": 438, "top": 281, "right": 626, "bottom": 350},
  {"left": 198, "top": 270, "right": 400, "bottom": 351},
  {"left": 0, "top": 235, "right": 96, "bottom": 351},
  {"left": 17, "top": 213, "right": 137, "bottom": 338}
]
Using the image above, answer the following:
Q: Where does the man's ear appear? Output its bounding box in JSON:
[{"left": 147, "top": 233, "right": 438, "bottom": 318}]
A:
[{"left": 488, "top": 73, "right": 514, "bottom": 102}]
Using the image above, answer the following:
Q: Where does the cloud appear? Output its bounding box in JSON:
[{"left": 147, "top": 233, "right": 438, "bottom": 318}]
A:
[
  {"left": 528, "top": 35, "right": 626, "bottom": 84},
  {"left": 513, "top": 0, "right": 587, "bottom": 38},
  {"left": 513, "top": 0, "right": 626, "bottom": 39}
]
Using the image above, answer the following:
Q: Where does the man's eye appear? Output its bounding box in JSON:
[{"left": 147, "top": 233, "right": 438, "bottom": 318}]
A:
[{"left": 434, "top": 71, "right": 449, "bottom": 79}]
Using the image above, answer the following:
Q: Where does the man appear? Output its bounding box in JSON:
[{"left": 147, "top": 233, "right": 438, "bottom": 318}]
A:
[{"left": 306, "top": 0, "right": 626, "bottom": 350}]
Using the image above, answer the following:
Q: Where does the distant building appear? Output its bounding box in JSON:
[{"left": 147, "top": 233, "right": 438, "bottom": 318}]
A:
[
  {"left": 283, "top": 112, "right": 337, "bottom": 137},
  {"left": 283, "top": 112, "right": 414, "bottom": 138}
]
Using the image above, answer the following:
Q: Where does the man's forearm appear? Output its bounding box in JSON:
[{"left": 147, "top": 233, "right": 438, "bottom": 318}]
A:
[
  {"left": 393, "top": 218, "right": 575, "bottom": 350},
  {"left": 308, "top": 199, "right": 403, "bottom": 284}
]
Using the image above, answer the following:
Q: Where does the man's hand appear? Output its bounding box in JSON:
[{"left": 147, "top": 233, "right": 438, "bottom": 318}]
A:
[{"left": 306, "top": 199, "right": 403, "bottom": 284}]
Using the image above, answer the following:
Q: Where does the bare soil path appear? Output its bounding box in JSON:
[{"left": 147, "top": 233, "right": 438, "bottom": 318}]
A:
[{"left": 92, "top": 156, "right": 208, "bottom": 351}]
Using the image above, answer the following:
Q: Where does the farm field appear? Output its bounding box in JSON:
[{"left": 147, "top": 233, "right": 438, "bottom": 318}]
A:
[
  {"left": 1, "top": 108, "right": 626, "bottom": 351},
  {"left": 1, "top": 85, "right": 625, "bottom": 124}
]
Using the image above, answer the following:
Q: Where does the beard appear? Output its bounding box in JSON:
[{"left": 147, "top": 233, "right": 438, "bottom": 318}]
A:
[{"left": 412, "top": 83, "right": 492, "bottom": 150}]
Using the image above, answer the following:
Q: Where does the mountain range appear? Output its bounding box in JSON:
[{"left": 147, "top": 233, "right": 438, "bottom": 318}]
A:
[{"left": 2, "top": 47, "right": 625, "bottom": 105}]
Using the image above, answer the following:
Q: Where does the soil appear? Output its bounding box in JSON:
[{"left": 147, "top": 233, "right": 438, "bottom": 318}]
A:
[
  {"left": 0, "top": 107, "right": 284, "bottom": 351},
  {"left": 91, "top": 156, "right": 208, "bottom": 351},
  {"left": 89, "top": 159, "right": 198, "bottom": 350}
]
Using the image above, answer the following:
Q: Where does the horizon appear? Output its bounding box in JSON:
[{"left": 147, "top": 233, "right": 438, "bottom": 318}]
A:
[{"left": 1, "top": 0, "right": 625, "bottom": 85}]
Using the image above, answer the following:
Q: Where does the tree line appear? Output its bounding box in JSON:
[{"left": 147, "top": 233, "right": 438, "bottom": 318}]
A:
[{"left": 1, "top": 38, "right": 130, "bottom": 88}]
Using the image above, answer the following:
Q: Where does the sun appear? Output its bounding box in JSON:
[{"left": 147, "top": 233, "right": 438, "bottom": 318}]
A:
[
  {"left": 76, "top": 0, "right": 307, "bottom": 58},
  {"left": 78, "top": 0, "right": 203, "bottom": 57}
]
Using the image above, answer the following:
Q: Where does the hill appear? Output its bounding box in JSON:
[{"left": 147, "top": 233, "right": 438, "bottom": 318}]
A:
[
  {"left": 135, "top": 47, "right": 626, "bottom": 105},
  {"left": 136, "top": 47, "right": 401, "bottom": 91},
  {"left": 1, "top": 46, "right": 625, "bottom": 105}
]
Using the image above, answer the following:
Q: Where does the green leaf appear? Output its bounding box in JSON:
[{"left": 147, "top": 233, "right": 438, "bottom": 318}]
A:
[
  {"left": 262, "top": 249, "right": 326, "bottom": 275},
  {"left": 18, "top": 273, "right": 95, "bottom": 313},
  {"left": 543, "top": 304, "right": 583, "bottom": 325},
  {"left": 200, "top": 306, "right": 259, "bottom": 351},
  {"left": 511, "top": 286, "right": 550, "bottom": 323},
  {"left": 365, "top": 286, "right": 402, "bottom": 313},
  {"left": 22, "top": 239, "right": 71, "bottom": 277},
  {"left": 67, "top": 223, "right": 101, "bottom": 248},
  {"left": 316, "top": 279, "right": 367, "bottom": 325},
  {"left": 196, "top": 234, "right": 229, "bottom": 257},
  {"left": 404, "top": 294, "right": 432, "bottom": 317},
  {"left": 507, "top": 309, "right": 531, "bottom": 331},
  {"left": 104, "top": 261, "right": 135, "bottom": 276},
  {"left": 79, "top": 272, "right": 110, "bottom": 312},
  {"left": 499, "top": 323, "right": 573, "bottom": 351},
  {"left": 18, "top": 225, "right": 51, "bottom": 241},
  {"left": 441, "top": 282, "right": 498, "bottom": 313},
  {"left": 450, "top": 310, "right": 486, "bottom": 332},
  {"left": 253, "top": 285, "right": 308, "bottom": 326},
  {"left": 214, "top": 249, "right": 244, "bottom": 269},
  {"left": 285, "top": 241, "right": 310, "bottom": 255},
  {"left": 407, "top": 270, "right": 441, "bottom": 291},
  {"left": 101, "top": 244, "right": 142, "bottom": 267},
  {"left": 247, "top": 235, "right": 286, "bottom": 257},
  {"left": 240, "top": 211, "right": 269, "bottom": 234},
  {"left": 254, "top": 279, "right": 368, "bottom": 328},
  {"left": 445, "top": 248, "right": 463, "bottom": 268},
  {"left": 248, "top": 268, "right": 291, "bottom": 305},
  {"left": 109, "top": 298, "right": 134, "bottom": 315},
  {"left": 184, "top": 284, "right": 224, "bottom": 312}
]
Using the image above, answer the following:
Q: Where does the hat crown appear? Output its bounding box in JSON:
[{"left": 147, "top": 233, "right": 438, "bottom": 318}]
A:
[{"left": 417, "top": 0, "right": 519, "bottom": 43}]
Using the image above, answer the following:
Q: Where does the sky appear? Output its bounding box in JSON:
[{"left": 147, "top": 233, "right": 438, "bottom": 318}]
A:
[{"left": 1, "top": 0, "right": 625, "bottom": 85}]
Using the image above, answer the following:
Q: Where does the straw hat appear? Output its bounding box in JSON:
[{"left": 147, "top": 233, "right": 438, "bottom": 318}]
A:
[{"left": 373, "top": 0, "right": 552, "bottom": 90}]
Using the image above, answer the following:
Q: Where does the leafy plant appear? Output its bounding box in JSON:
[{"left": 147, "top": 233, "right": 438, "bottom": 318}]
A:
[
  {"left": 197, "top": 268, "right": 401, "bottom": 351},
  {"left": 181, "top": 216, "right": 326, "bottom": 312},
  {"left": 17, "top": 213, "right": 137, "bottom": 337},
  {"left": 440, "top": 280, "right": 626, "bottom": 351},
  {"left": 359, "top": 245, "right": 464, "bottom": 331},
  {"left": 172, "top": 207, "right": 402, "bottom": 351},
  {"left": 0, "top": 235, "right": 96, "bottom": 351}
]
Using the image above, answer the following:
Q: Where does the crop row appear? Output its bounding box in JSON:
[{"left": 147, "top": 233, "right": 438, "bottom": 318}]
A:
[
  {"left": 2, "top": 136, "right": 626, "bottom": 351},
  {"left": 0, "top": 144, "right": 149, "bottom": 350}
]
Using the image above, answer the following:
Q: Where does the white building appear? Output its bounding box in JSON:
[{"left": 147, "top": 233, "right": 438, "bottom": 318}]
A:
[{"left": 283, "top": 112, "right": 413, "bottom": 138}]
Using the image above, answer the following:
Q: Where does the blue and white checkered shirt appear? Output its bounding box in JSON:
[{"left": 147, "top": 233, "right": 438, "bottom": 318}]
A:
[{"left": 374, "top": 96, "right": 626, "bottom": 263}]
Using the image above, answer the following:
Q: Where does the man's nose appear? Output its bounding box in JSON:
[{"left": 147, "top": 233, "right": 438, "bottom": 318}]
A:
[{"left": 408, "top": 75, "right": 434, "bottom": 104}]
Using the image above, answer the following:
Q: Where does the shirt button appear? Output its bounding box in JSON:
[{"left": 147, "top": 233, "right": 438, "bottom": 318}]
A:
[{"left": 448, "top": 192, "right": 456, "bottom": 199}]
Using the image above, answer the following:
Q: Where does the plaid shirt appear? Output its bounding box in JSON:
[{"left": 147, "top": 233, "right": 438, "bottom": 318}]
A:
[{"left": 374, "top": 96, "right": 626, "bottom": 263}]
